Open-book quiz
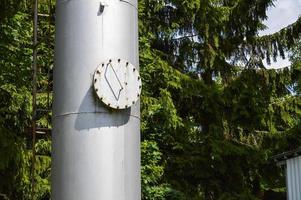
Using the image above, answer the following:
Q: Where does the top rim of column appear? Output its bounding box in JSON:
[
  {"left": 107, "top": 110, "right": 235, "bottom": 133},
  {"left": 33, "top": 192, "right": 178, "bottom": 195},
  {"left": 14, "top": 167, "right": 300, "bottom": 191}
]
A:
[{"left": 56, "top": 0, "right": 138, "bottom": 9}]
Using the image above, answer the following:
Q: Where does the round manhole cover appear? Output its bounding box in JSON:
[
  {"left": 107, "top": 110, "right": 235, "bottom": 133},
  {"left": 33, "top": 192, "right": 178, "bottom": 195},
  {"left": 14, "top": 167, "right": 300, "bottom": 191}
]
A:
[{"left": 93, "top": 59, "right": 142, "bottom": 109}]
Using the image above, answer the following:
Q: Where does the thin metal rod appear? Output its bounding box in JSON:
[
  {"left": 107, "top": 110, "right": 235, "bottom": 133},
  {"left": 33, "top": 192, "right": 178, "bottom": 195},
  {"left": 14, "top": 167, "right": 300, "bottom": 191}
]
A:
[
  {"left": 31, "top": 0, "right": 38, "bottom": 199},
  {"left": 47, "top": 0, "right": 51, "bottom": 111},
  {"left": 46, "top": 0, "right": 53, "bottom": 132}
]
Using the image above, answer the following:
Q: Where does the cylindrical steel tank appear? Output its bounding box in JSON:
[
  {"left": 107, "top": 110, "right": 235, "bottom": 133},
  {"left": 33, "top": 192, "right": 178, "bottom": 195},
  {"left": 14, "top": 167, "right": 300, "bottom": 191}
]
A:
[{"left": 52, "top": 0, "right": 140, "bottom": 199}]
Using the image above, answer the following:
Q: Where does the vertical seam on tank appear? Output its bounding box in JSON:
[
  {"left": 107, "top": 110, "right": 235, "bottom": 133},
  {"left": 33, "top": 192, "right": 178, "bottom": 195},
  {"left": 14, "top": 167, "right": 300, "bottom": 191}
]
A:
[
  {"left": 102, "top": 13, "right": 104, "bottom": 49},
  {"left": 122, "top": 119, "right": 126, "bottom": 200}
]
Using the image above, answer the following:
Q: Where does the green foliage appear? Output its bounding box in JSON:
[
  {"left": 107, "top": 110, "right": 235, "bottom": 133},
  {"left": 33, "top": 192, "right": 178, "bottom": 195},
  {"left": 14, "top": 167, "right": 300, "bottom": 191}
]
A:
[
  {"left": 0, "top": 83, "right": 31, "bottom": 199},
  {"left": 256, "top": 16, "right": 301, "bottom": 64},
  {"left": 141, "top": 141, "right": 169, "bottom": 200},
  {"left": 138, "top": 0, "right": 300, "bottom": 199},
  {"left": 0, "top": 2, "right": 53, "bottom": 199}
]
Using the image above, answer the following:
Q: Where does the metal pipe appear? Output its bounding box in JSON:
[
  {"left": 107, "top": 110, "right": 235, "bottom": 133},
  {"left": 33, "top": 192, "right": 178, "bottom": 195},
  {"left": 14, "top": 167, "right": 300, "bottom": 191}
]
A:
[{"left": 52, "top": 0, "right": 140, "bottom": 199}]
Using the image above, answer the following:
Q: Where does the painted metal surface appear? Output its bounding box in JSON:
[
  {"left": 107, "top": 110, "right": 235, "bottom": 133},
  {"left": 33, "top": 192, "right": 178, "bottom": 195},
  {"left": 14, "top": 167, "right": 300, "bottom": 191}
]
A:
[
  {"left": 286, "top": 156, "right": 301, "bottom": 200},
  {"left": 93, "top": 59, "right": 141, "bottom": 110},
  {"left": 52, "top": 0, "right": 140, "bottom": 199}
]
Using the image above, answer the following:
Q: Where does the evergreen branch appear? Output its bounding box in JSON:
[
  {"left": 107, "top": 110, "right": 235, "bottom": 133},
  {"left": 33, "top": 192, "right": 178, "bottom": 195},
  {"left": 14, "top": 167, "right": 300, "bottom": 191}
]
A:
[
  {"left": 253, "top": 16, "right": 301, "bottom": 62},
  {"left": 257, "top": 16, "right": 301, "bottom": 45},
  {"left": 171, "top": 34, "right": 199, "bottom": 41},
  {"left": 0, "top": 193, "right": 9, "bottom": 200}
]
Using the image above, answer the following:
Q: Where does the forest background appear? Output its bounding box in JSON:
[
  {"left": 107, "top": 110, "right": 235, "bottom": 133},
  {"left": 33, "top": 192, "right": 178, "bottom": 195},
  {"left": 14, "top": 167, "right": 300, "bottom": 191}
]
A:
[{"left": 1, "top": 0, "right": 301, "bottom": 199}]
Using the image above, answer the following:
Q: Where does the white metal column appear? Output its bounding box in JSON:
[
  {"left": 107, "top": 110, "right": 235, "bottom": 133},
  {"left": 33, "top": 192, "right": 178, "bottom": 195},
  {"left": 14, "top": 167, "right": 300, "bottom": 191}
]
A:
[{"left": 51, "top": 0, "right": 140, "bottom": 199}]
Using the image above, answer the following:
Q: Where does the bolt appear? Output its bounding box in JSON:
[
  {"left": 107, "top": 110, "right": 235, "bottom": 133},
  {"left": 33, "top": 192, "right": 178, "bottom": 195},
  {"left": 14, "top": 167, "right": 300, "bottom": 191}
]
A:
[
  {"left": 109, "top": 59, "right": 112, "bottom": 62},
  {"left": 139, "top": 85, "right": 142, "bottom": 89},
  {"left": 97, "top": 70, "right": 100, "bottom": 74},
  {"left": 138, "top": 76, "right": 140, "bottom": 80},
  {"left": 99, "top": 3, "right": 105, "bottom": 14},
  {"left": 133, "top": 68, "right": 136, "bottom": 72},
  {"left": 95, "top": 88, "right": 98, "bottom": 92},
  {"left": 132, "top": 101, "right": 135, "bottom": 104},
  {"left": 117, "top": 106, "right": 120, "bottom": 109},
  {"left": 126, "top": 62, "right": 129, "bottom": 66},
  {"left": 118, "top": 59, "right": 121, "bottom": 63},
  {"left": 125, "top": 82, "right": 128, "bottom": 85},
  {"left": 102, "top": 63, "right": 104, "bottom": 67},
  {"left": 125, "top": 105, "right": 128, "bottom": 108},
  {"left": 94, "top": 79, "right": 97, "bottom": 82},
  {"left": 137, "top": 94, "right": 140, "bottom": 97}
]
